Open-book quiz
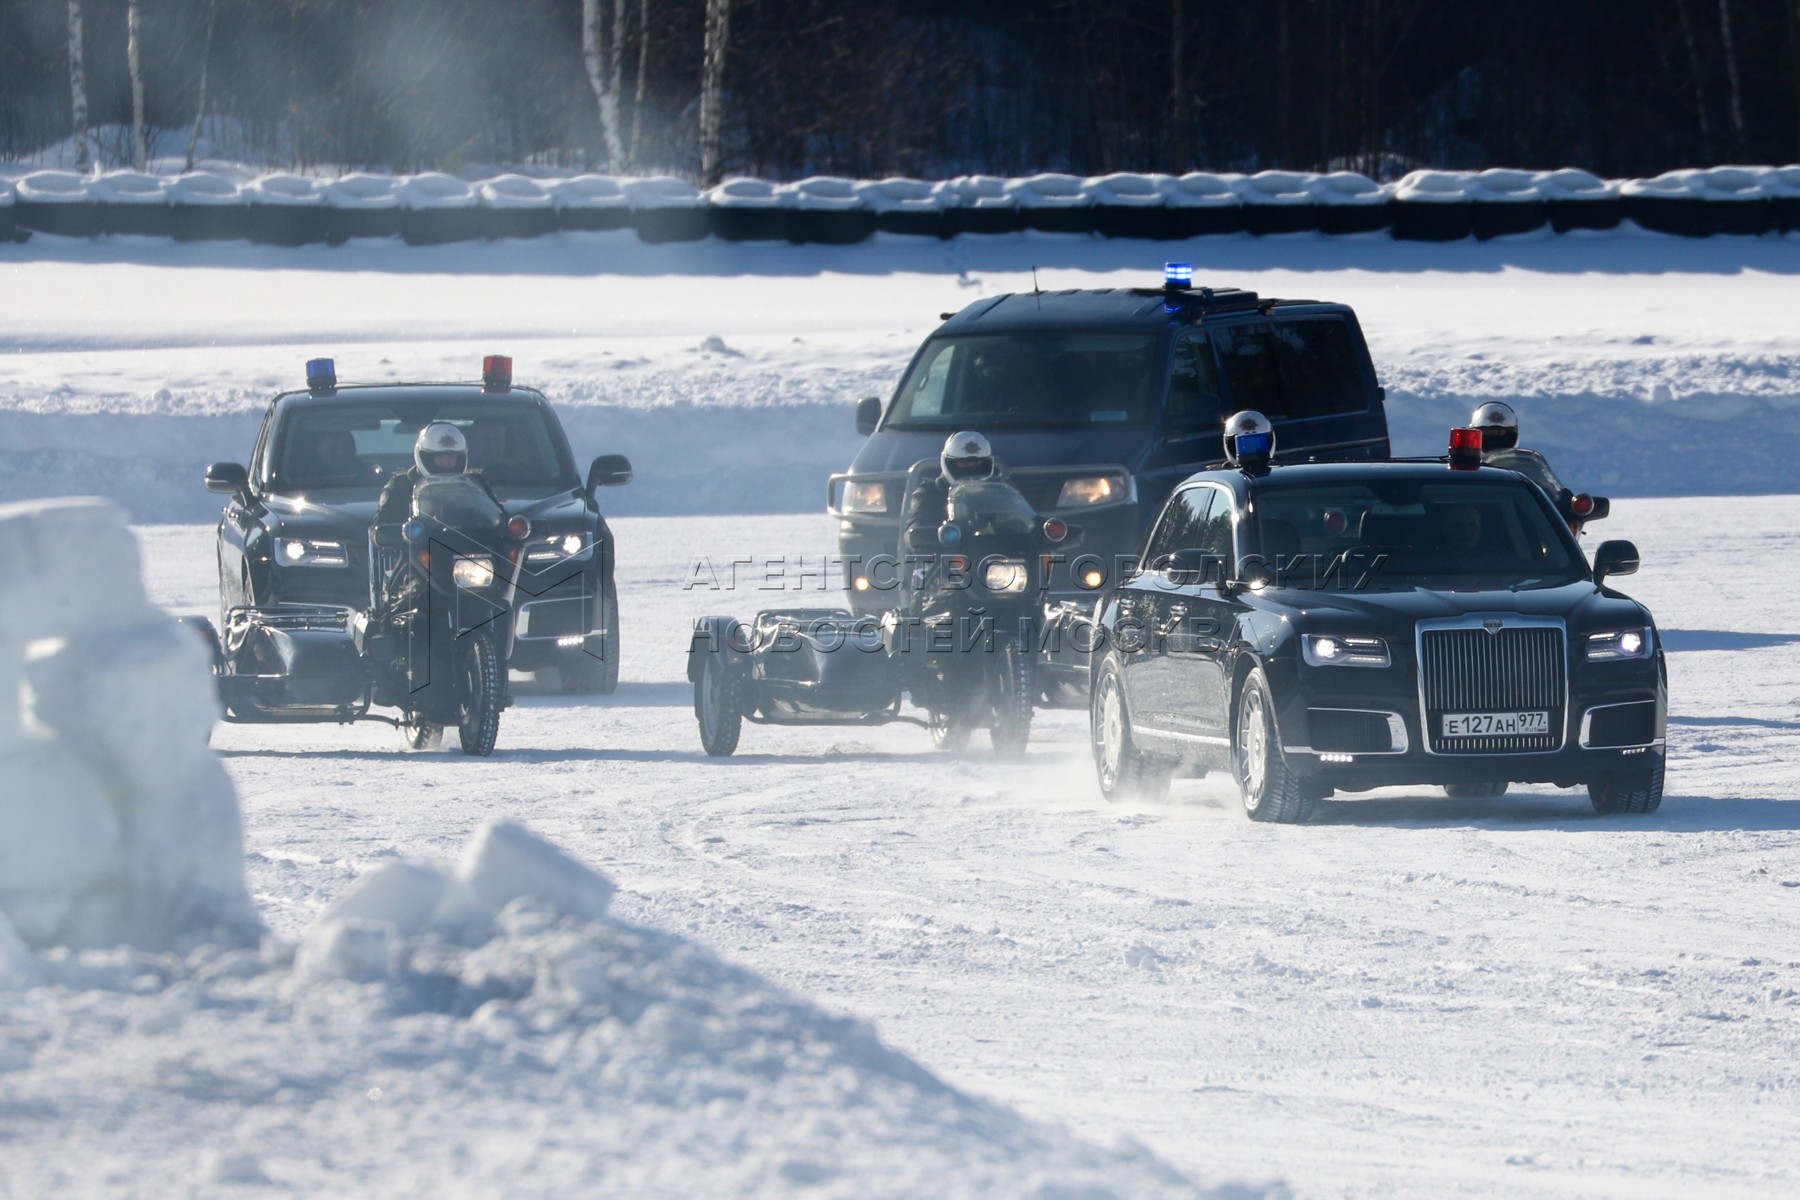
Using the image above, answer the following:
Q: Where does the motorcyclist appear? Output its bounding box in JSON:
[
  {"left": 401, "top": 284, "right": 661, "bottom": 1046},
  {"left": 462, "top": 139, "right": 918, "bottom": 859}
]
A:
[
  {"left": 896, "top": 430, "right": 1009, "bottom": 615},
  {"left": 1471, "top": 402, "right": 1572, "bottom": 507},
  {"left": 375, "top": 423, "right": 499, "bottom": 604}
]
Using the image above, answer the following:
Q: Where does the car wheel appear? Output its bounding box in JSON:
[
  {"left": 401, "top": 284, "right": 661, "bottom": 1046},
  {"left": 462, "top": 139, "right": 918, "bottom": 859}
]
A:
[
  {"left": 560, "top": 576, "right": 622, "bottom": 695},
  {"left": 456, "top": 631, "right": 502, "bottom": 757},
  {"left": 1444, "top": 781, "right": 1508, "bottom": 800},
  {"left": 988, "top": 637, "right": 1033, "bottom": 759},
  {"left": 695, "top": 652, "right": 744, "bottom": 757},
  {"left": 1090, "top": 656, "right": 1172, "bottom": 803},
  {"left": 1235, "top": 668, "right": 1313, "bottom": 824},
  {"left": 1588, "top": 750, "right": 1665, "bottom": 814}
]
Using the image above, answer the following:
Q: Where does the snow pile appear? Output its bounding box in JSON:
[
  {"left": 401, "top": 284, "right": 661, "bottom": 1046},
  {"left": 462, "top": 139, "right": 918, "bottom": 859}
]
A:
[
  {"left": 0, "top": 497, "right": 259, "bottom": 953},
  {"left": 1, "top": 819, "right": 1236, "bottom": 1197}
]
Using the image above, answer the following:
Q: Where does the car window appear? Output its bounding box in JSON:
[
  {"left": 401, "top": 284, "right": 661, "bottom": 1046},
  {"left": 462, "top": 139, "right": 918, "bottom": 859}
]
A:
[
  {"left": 1252, "top": 478, "right": 1584, "bottom": 590},
  {"left": 1144, "top": 486, "right": 1217, "bottom": 567},
  {"left": 886, "top": 332, "right": 1161, "bottom": 430},
  {"left": 270, "top": 400, "right": 575, "bottom": 496},
  {"left": 1214, "top": 318, "right": 1365, "bottom": 421},
  {"left": 1167, "top": 332, "right": 1225, "bottom": 440}
]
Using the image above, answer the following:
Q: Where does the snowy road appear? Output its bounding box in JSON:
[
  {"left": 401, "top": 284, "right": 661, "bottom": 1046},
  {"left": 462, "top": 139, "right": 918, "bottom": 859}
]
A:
[{"left": 137, "top": 494, "right": 1800, "bottom": 1199}]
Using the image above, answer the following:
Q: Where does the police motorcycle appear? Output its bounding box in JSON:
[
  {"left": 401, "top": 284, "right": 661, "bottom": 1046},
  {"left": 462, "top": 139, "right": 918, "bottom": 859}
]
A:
[
  {"left": 199, "top": 464, "right": 528, "bottom": 757},
  {"left": 687, "top": 466, "right": 1081, "bottom": 758}
]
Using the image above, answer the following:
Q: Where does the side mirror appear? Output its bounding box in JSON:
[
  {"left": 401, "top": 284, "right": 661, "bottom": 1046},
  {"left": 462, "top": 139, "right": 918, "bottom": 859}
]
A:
[
  {"left": 854, "top": 396, "right": 882, "bottom": 436},
  {"left": 1592, "top": 539, "right": 1639, "bottom": 583},
  {"left": 205, "top": 462, "right": 248, "bottom": 495},
  {"left": 587, "top": 454, "right": 633, "bottom": 490}
]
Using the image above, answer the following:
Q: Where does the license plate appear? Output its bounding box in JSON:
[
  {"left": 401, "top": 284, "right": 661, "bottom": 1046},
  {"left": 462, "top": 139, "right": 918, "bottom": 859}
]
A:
[{"left": 1441, "top": 710, "right": 1550, "bottom": 737}]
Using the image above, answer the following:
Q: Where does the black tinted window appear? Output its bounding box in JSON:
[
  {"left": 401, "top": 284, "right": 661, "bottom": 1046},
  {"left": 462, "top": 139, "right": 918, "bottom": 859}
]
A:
[
  {"left": 887, "top": 332, "right": 1161, "bottom": 429},
  {"left": 1167, "top": 332, "right": 1225, "bottom": 439},
  {"left": 1215, "top": 319, "right": 1366, "bottom": 420},
  {"left": 1144, "top": 486, "right": 1219, "bottom": 565},
  {"left": 272, "top": 401, "right": 574, "bottom": 496}
]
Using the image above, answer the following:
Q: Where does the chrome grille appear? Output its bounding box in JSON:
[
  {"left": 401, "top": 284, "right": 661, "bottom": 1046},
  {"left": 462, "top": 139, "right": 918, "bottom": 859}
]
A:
[{"left": 1419, "top": 622, "right": 1566, "bottom": 754}]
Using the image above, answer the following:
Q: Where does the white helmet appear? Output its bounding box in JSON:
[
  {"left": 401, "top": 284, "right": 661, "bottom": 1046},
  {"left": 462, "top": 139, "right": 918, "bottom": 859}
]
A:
[
  {"left": 415, "top": 422, "right": 468, "bottom": 476},
  {"left": 1222, "top": 409, "right": 1275, "bottom": 467},
  {"left": 941, "top": 430, "right": 995, "bottom": 481},
  {"left": 1469, "top": 401, "right": 1518, "bottom": 451}
]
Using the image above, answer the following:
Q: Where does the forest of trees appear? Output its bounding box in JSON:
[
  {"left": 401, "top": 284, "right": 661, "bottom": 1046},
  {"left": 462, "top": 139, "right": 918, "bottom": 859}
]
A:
[{"left": 2, "top": 0, "right": 1798, "bottom": 183}]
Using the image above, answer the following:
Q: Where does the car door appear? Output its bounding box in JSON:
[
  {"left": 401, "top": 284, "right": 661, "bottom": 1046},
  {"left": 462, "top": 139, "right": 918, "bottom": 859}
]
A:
[
  {"left": 1169, "top": 486, "right": 1240, "bottom": 740},
  {"left": 1118, "top": 486, "right": 1208, "bottom": 730}
]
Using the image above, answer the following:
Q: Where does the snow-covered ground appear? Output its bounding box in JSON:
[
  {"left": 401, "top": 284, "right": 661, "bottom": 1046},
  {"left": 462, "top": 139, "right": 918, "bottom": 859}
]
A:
[
  {"left": 3, "top": 230, "right": 1799, "bottom": 1197},
  {"left": 3, "top": 229, "right": 1798, "bottom": 520}
]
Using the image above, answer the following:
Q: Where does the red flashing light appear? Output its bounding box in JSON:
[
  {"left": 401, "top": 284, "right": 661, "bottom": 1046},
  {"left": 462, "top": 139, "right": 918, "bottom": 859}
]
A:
[
  {"left": 506, "top": 515, "right": 532, "bottom": 540},
  {"left": 1570, "top": 493, "right": 1595, "bottom": 517},
  {"left": 483, "top": 354, "right": 513, "bottom": 391},
  {"left": 1043, "top": 517, "right": 1069, "bottom": 543},
  {"left": 1448, "top": 426, "right": 1483, "bottom": 470}
]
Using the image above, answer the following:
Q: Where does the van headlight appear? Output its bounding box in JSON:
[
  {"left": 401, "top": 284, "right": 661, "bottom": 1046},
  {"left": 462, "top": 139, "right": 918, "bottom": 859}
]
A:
[
  {"left": 841, "top": 480, "right": 889, "bottom": 514},
  {"left": 1585, "top": 627, "right": 1652, "bottom": 661},
  {"left": 274, "top": 537, "right": 347, "bottom": 567},
  {"left": 1057, "top": 474, "right": 1128, "bottom": 507},
  {"left": 1302, "top": 634, "right": 1390, "bottom": 667},
  {"left": 452, "top": 556, "right": 497, "bottom": 589},
  {"left": 983, "top": 558, "right": 1030, "bottom": 593}
]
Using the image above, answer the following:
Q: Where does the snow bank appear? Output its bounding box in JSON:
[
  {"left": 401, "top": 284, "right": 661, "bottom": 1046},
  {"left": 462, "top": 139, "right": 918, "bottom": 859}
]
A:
[
  {"left": 0, "top": 498, "right": 259, "bottom": 952},
  {"left": 1, "top": 819, "right": 1234, "bottom": 1197}
]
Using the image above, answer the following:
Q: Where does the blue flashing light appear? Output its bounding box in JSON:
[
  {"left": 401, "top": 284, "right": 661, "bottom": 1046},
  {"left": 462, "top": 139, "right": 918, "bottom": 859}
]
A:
[
  {"left": 1234, "top": 431, "right": 1273, "bottom": 459},
  {"left": 305, "top": 357, "right": 337, "bottom": 391},
  {"left": 403, "top": 518, "right": 426, "bottom": 542},
  {"left": 1163, "top": 262, "right": 1193, "bottom": 289}
]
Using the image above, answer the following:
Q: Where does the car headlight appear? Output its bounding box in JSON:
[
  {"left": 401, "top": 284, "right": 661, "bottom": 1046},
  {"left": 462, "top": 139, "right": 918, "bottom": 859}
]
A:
[
  {"left": 983, "top": 558, "right": 1030, "bottom": 593},
  {"left": 524, "top": 533, "right": 589, "bottom": 565},
  {"left": 1585, "top": 627, "right": 1653, "bottom": 661},
  {"left": 1057, "top": 474, "right": 1128, "bottom": 507},
  {"left": 841, "top": 480, "right": 889, "bottom": 514},
  {"left": 452, "top": 556, "right": 497, "bottom": 589},
  {"left": 1302, "top": 634, "right": 1391, "bottom": 668},
  {"left": 274, "top": 537, "right": 347, "bottom": 567}
]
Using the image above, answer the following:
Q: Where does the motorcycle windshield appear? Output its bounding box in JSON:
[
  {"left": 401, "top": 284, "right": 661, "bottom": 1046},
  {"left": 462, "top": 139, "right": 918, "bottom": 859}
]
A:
[
  {"left": 412, "top": 476, "right": 506, "bottom": 536},
  {"left": 947, "top": 478, "right": 1038, "bottom": 539}
]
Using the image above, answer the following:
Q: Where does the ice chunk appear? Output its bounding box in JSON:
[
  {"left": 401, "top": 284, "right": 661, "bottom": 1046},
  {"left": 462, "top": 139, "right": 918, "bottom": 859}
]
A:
[
  {"left": 316, "top": 860, "right": 451, "bottom": 939},
  {"left": 457, "top": 821, "right": 616, "bottom": 921},
  {"left": 295, "top": 918, "right": 400, "bottom": 983}
]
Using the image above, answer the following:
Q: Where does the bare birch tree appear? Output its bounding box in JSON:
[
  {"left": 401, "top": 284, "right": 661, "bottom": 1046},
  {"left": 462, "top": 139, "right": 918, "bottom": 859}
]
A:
[
  {"left": 1716, "top": 0, "right": 1746, "bottom": 155},
  {"left": 67, "top": 0, "right": 90, "bottom": 170},
  {"left": 128, "top": 0, "right": 147, "bottom": 170},
  {"left": 699, "top": 0, "right": 731, "bottom": 186},
  {"left": 629, "top": 0, "right": 651, "bottom": 165},
  {"left": 1674, "top": 0, "right": 1716, "bottom": 159},
  {"left": 185, "top": 0, "right": 221, "bottom": 171},
  {"left": 582, "top": 0, "right": 627, "bottom": 169}
]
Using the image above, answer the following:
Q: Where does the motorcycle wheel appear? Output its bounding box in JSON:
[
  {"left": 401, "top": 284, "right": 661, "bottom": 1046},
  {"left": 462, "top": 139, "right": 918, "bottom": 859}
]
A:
[
  {"left": 402, "top": 721, "right": 444, "bottom": 751},
  {"left": 695, "top": 653, "right": 743, "bottom": 757},
  {"left": 988, "top": 637, "right": 1033, "bottom": 759},
  {"left": 456, "top": 631, "right": 502, "bottom": 757}
]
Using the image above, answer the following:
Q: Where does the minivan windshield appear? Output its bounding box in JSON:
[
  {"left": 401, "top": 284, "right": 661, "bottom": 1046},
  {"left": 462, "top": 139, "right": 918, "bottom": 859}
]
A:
[
  {"left": 1252, "top": 478, "right": 1585, "bottom": 591},
  {"left": 885, "top": 332, "right": 1160, "bottom": 430},
  {"left": 270, "top": 400, "right": 577, "bottom": 498}
]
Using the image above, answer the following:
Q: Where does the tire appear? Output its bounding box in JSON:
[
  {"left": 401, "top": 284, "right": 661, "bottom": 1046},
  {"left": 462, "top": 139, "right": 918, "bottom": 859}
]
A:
[
  {"left": 695, "top": 653, "right": 744, "bottom": 757},
  {"left": 402, "top": 721, "right": 444, "bottom": 751},
  {"left": 1444, "top": 781, "right": 1508, "bottom": 800},
  {"left": 988, "top": 637, "right": 1034, "bottom": 758},
  {"left": 560, "top": 576, "right": 621, "bottom": 695},
  {"left": 1588, "top": 751, "right": 1665, "bottom": 814},
  {"left": 1234, "top": 669, "right": 1313, "bottom": 823},
  {"left": 456, "top": 631, "right": 502, "bottom": 757},
  {"left": 1090, "top": 656, "right": 1173, "bottom": 803},
  {"left": 928, "top": 706, "right": 972, "bottom": 753}
]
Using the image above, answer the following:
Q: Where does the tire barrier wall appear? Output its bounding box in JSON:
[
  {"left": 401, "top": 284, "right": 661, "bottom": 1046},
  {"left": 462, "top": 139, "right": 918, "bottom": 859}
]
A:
[{"left": 5, "top": 165, "right": 1797, "bottom": 246}]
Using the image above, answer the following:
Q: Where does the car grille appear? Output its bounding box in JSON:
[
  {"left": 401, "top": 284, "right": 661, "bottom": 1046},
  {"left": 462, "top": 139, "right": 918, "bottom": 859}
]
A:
[
  {"left": 1419, "top": 623, "right": 1566, "bottom": 754},
  {"left": 518, "top": 596, "right": 589, "bottom": 638},
  {"left": 1308, "top": 709, "right": 1396, "bottom": 754}
]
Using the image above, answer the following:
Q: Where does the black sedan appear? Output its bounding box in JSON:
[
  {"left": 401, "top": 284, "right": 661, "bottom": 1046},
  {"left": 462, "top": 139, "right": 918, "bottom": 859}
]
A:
[
  {"left": 1089, "top": 461, "right": 1666, "bottom": 820},
  {"left": 205, "top": 358, "right": 632, "bottom": 693}
]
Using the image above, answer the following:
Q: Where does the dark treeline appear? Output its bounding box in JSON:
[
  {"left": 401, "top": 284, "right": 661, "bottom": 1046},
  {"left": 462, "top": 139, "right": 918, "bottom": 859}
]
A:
[{"left": 3, "top": 0, "right": 1799, "bottom": 180}]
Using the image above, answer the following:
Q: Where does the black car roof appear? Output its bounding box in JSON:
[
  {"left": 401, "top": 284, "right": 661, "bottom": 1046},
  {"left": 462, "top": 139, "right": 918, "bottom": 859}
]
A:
[
  {"left": 270, "top": 382, "right": 552, "bottom": 408},
  {"left": 937, "top": 287, "right": 1346, "bottom": 335}
]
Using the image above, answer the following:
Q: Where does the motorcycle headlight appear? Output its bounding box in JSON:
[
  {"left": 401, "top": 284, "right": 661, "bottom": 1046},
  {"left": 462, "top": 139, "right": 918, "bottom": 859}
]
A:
[
  {"left": 274, "top": 537, "right": 347, "bottom": 567},
  {"left": 1302, "top": 634, "right": 1391, "bottom": 668},
  {"left": 1057, "top": 474, "right": 1128, "bottom": 508},
  {"left": 841, "top": 480, "right": 889, "bottom": 515},
  {"left": 452, "top": 556, "right": 497, "bottom": 589},
  {"left": 983, "top": 558, "right": 1030, "bottom": 593},
  {"left": 1585, "top": 627, "right": 1653, "bottom": 661}
]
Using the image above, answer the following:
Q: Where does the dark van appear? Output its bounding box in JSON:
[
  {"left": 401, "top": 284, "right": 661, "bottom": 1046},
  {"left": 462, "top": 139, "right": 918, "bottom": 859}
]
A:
[{"left": 828, "top": 270, "right": 1390, "bottom": 610}]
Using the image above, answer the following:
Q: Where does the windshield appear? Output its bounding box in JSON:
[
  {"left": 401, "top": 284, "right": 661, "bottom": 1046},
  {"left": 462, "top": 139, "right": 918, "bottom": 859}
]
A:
[
  {"left": 1251, "top": 479, "right": 1585, "bottom": 591},
  {"left": 885, "top": 332, "right": 1161, "bottom": 430},
  {"left": 270, "top": 399, "right": 577, "bottom": 498},
  {"left": 947, "top": 477, "right": 1038, "bottom": 538}
]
